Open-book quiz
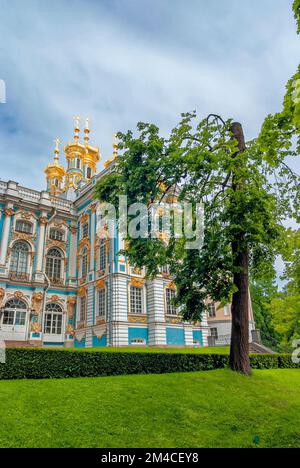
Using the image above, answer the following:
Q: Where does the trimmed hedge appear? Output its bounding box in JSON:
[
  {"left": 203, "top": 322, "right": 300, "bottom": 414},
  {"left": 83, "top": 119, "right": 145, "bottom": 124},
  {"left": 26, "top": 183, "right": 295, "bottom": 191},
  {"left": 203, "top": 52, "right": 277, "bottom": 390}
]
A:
[{"left": 0, "top": 348, "right": 299, "bottom": 380}]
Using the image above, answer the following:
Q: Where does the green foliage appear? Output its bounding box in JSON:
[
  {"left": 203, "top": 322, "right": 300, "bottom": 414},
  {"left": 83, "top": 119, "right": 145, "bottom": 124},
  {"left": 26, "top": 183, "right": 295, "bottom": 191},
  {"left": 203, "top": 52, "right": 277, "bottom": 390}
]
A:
[
  {"left": 0, "top": 348, "right": 298, "bottom": 380},
  {"left": 294, "top": 0, "right": 300, "bottom": 33},
  {"left": 269, "top": 229, "right": 300, "bottom": 350}
]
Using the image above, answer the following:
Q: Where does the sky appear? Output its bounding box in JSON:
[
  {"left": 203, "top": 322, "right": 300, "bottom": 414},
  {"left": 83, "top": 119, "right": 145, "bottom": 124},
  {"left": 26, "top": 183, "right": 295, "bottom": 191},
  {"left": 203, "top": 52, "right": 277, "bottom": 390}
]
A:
[{"left": 0, "top": 0, "right": 299, "bottom": 192}]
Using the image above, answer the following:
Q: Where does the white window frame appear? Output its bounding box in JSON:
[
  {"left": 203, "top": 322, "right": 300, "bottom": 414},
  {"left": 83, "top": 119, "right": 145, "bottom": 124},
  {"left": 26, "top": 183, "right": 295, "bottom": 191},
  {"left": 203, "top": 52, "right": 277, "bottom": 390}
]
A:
[
  {"left": 129, "top": 286, "right": 144, "bottom": 315},
  {"left": 97, "top": 288, "right": 106, "bottom": 318},
  {"left": 15, "top": 219, "right": 33, "bottom": 234},
  {"left": 165, "top": 288, "right": 177, "bottom": 316}
]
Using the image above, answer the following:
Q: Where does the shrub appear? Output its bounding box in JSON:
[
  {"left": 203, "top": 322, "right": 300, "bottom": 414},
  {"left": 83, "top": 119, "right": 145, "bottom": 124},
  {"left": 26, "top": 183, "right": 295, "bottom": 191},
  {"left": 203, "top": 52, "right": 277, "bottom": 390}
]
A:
[{"left": 0, "top": 349, "right": 298, "bottom": 380}]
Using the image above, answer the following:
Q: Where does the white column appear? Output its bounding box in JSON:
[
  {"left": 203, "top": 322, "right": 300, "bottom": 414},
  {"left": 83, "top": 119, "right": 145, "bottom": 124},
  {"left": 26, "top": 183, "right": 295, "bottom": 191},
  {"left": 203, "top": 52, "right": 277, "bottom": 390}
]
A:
[
  {"left": 90, "top": 206, "right": 96, "bottom": 271},
  {"left": 35, "top": 213, "right": 48, "bottom": 273},
  {"left": 0, "top": 206, "right": 13, "bottom": 266},
  {"left": 147, "top": 279, "right": 167, "bottom": 346},
  {"left": 68, "top": 224, "right": 77, "bottom": 280}
]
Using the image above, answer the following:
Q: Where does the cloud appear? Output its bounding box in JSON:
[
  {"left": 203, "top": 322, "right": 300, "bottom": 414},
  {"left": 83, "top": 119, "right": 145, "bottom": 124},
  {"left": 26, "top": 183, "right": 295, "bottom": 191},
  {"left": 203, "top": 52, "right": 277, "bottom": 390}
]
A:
[{"left": 0, "top": 0, "right": 299, "bottom": 190}]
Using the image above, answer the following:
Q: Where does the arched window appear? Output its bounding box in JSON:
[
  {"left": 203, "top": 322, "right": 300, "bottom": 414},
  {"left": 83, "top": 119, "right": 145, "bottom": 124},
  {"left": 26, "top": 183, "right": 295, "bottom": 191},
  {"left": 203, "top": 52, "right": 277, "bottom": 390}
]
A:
[
  {"left": 86, "top": 167, "right": 92, "bottom": 179},
  {"left": 49, "top": 228, "right": 64, "bottom": 242},
  {"left": 45, "top": 248, "right": 63, "bottom": 282},
  {"left": 99, "top": 240, "right": 106, "bottom": 272},
  {"left": 2, "top": 299, "right": 27, "bottom": 326},
  {"left": 10, "top": 241, "right": 30, "bottom": 278},
  {"left": 44, "top": 303, "right": 63, "bottom": 335},
  {"left": 81, "top": 247, "right": 88, "bottom": 278},
  {"left": 15, "top": 220, "right": 33, "bottom": 234}
]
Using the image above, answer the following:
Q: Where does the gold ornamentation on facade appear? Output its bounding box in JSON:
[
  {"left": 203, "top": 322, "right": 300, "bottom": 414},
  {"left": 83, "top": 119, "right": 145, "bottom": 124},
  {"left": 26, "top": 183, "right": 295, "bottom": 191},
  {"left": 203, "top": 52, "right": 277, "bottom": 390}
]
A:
[
  {"left": 39, "top": 216, "right": 48, "bottom": 225},
  {"left": 130, "top": 278, "right": 145, "bottom": 288},
  {"left": 11, "top": 232, "right": 35, "bottom": 242},
  {"left": 78, "top": 287, "right": 86, "bottom": 297},
  {"left": 167, "top": 281, "right": 176, "bottom": 290},
  {"left": 95, "top": 318, "right": 106, "bottom": 326},
  {"left": 80, "top": 213, "right": 89, "bottom": 224},
  {"left": 31, "top": 322, "right": 41, "bottom": 333},
  {"left": 66, "top": 324, "right": 74, "bottom": 335},
  {"left": 31, "top": 292, "right": 44, "bottom": 315},
  {"left": 67, "top": 296, "right": 76, "bottom": 318},
  {"left": 128, "top": 314, "right": 148, "bottom": 324},
  {"left": 166, "top": 317, "right": 181, "bottom": 324},
  {"left": 20, "top": 210, "right": 33, "bottom": 220},
  {"left": 48, "top": 295, "right": 61, "bottom": 303},
  {"left": 96, "top": 279, "right": 105, "bottom": 289},
  {"left": 14, "top": 291, "right": 24, "bottom": 299},
  {"left": 4, "top": 208, "right": 14, "bottom": 217},
  {"left": 0, "top": 287, "right": 5, "bottom": 307},
  {"left": 91, "top": 203, "right": 97, "bottom": 213},
  {"left": 133, "top": 267, "right": 142, "bottom": 275}
]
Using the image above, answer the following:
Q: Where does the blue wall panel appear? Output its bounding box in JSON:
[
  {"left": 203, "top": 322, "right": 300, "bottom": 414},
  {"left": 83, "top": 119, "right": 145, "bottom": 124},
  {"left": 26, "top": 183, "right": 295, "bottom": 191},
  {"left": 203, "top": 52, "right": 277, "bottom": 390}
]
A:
[
  {"left": 192, "top": 330, "right": 203, "bottom": 346},
  {"left": 166, "top": 327, "right": 185, "bottom": 346},
  {"left": 75, "top": 339, "right": 86, "bottom": 348},
  {"left": 128, "top": 327, "right": 148, "bottom": 345},
  {"left": 92, "top": 335, "right": 107, "bottom": 347}
]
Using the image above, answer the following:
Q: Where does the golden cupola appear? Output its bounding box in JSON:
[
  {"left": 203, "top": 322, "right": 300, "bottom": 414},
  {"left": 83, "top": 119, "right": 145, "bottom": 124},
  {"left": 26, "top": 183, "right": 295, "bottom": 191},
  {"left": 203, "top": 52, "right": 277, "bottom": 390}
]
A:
[
  {"left": 104, "top": 134, "right": 118, "bottom": 168},
  {"left": 44, "top": 139, "right": 66, "bottom": 196},
  {"left": 64, "top": 117, "right": 100, "bottom": 191}
]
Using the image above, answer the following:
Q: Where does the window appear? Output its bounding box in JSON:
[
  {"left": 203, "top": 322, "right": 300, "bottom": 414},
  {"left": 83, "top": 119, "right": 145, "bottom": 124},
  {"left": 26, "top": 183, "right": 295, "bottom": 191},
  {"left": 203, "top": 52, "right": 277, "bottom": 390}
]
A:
[
  {"left": 15, "top": 220, "right": 33, "bottom": 234},
  {"left": 161, "top": 265, "right": 169, "bottom": 275},
  {"left": 98, "top": 289, "right": 106, "bottom": 317},
  {"left": 44, "top": 303, "right": 63, "bottom": 334},
  {"left": 86, "top": 167, "right": 92, "bottom": 179},
  {"left": 208, "top": 303, "right": 216, "bottom": 318},
  {"left": 130, "top": 286, "right": 143, "bottom": 315},
  {"left": 211, "top": 328, "right": 218, "bottom": 340},
  {"left": 45, "top": 248, "right": 63, "bottom": 282},
  {"left": 79, "top": 297, "right": 86, "bottom": 322},
  {"left": 99, "top": 240, "right": 106, "bottom": 271},
  {"left": 166, "top": 288, "right": 177, "bottom": 315},
  {"left": 49, "top": 228, "right": 64, "bottom": 241},
  {"left": 10, "top": 241, "right": 30, "bottom": 277},
  {"left": 82, "top": 223, "right": 88, "bottom": 238},
  {"left": 2, "top": 299, "right": 27, "bottom": 326},
  {"left": 224, "top": 304, "right": 230, "bottom": 316},
  {"left": 81, "top": 248, "right": 88, "bottom": 278}
]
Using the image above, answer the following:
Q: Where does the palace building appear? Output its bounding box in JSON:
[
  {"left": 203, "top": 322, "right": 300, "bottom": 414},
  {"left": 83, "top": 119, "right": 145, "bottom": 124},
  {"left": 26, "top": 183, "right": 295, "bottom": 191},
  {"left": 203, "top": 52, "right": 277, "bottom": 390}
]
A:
[{"left": 0, "top": 118, "right": 255, "bottom": 348}]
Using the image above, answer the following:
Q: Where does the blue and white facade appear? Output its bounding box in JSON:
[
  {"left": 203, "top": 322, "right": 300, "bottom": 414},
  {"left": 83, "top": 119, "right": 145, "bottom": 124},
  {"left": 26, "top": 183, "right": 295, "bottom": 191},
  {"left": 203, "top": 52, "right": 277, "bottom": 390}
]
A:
[{"left": 0, "top": 126, "right": 209, "bottom": 348}]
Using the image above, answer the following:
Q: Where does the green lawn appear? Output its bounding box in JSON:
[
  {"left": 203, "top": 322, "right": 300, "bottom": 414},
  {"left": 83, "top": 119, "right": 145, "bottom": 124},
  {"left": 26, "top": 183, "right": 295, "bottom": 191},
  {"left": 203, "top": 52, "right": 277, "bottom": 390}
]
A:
[
  {"left": 72, "top": 346, "right": 230, "bottom": 354},
  {"left": 0, "top": 369, "right": 299, "bottom": 448}
]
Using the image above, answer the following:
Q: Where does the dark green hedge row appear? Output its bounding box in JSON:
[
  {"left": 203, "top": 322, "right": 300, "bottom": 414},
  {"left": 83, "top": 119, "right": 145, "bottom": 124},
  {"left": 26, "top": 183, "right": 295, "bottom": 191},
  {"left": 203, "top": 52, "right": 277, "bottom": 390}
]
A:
[{"left": 0, "top": 349, "right": 298, "bottom": 380}]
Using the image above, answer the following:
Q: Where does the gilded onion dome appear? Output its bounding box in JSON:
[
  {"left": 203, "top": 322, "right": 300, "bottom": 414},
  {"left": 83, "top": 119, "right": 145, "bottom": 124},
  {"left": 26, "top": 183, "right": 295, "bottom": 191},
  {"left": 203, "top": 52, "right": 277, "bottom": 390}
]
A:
[{"left": 44, "top": 138, "right": 66, "bottom": 196}]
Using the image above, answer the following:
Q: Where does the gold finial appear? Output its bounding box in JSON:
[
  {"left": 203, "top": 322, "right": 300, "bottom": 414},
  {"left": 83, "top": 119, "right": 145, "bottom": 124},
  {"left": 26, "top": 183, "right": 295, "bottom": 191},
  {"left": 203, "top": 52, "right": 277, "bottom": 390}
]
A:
[
  {"left": 74, "top": 116, "right": 80, "bottom": 141},
  {"left": 113, "top": 133, "right": 118, "bottom": 159},
  {"left": 84, "top": 117, "right": 90, "bottom": 143},
  {"left": 54, "top": 138, "right": 60, "bottom": 156}
]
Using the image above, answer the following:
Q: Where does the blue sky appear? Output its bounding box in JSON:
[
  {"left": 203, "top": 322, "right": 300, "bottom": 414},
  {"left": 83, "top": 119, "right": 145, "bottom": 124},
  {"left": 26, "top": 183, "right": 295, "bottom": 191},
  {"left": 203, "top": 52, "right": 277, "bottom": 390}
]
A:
[{"left": 0, "top": 0, "right": 299, "bottom": 191}]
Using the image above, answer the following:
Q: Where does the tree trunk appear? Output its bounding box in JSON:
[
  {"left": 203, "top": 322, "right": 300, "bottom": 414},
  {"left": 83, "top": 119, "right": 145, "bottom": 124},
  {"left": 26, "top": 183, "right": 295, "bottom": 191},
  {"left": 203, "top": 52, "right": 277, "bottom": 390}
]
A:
[{"left": 229, "top": 122, "right": 251, "bottom": 376}]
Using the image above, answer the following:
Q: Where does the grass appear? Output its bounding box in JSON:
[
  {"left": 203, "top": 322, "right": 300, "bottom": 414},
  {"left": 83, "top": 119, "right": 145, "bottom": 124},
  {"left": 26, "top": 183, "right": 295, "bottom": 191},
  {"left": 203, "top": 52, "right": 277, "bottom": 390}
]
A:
[
  {"left": 71, "top": 346, "right": 230, "bottom": 354},
  {"left": 0, "top": 369, "right": 299, "bottom": 448}
]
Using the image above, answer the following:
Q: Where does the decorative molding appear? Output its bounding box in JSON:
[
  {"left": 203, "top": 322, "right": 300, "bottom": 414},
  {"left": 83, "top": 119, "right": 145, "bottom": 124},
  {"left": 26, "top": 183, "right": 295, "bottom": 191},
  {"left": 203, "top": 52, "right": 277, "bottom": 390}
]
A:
[
  {"left": 38, "top": 216, "right": 48, "bottom": 225},
  {"left": 31, "top": 292, "right": 44, "bottom": 315},
  {"left": 31, "top": 322, "right": 41, "bottom": 333},
  {"left": 166, "top": 281, "right": 176, "bottom": 290},
  {"left": 93, "top": 325, "right": 106, "bottom": 338},
  {"left": 67, "top": 296, "right": 76, "bottom": 318},
  {"left": 78, "top": 287, "right": 86, "bottom": 297},
  {"left": 0, "top": 287, "right": 5, "bottom": 308},
  {"left": 90, "top": 203, "right": 97, "bottom": 213},
  {"left": 80, "top": 213, "right": 88, "bottom": 224},
  {"left": 96, "top": 279, "right": 105, "bottom": 289},
  {"left": 130, "top": 278, "right": 145, "bottom": 288},
  {"left": 128, "top": 314, "right": 147, "bottom": 324},
  {"left": 4, "top": 208, "right": 14, "bottom": 217},
  {"left": 66, "top": 324, "right": 74, "bottom": 335}
]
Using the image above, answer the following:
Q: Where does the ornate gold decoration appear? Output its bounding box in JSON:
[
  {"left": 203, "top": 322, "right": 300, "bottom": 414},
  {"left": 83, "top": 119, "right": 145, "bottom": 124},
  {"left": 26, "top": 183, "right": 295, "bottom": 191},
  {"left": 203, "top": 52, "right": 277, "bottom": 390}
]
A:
[
  {"left": 4, "top": 208, "right": 14, "bottom": 217},
  {"left": 167, "top": 281, "right": 176, "bottom": 290},
  {"left": 31, "top": 292, "right": 44, "bottom": 315},
  {"left": 48, "top": 295, "right": 60, "bottom": 303},
  {"left": 91, "top": 203, "right": 97, "bottom": 213},
  {"left": 0, "top": 287, "right": 5, "bottom": 307},
  {"left": 31, "top": 322, "right": 41, "bottom": 333},
  {"left": 46, "top": 239, "right": 66, "bottom": 249},
  {"left": 14, "top": 291, "right": 24, "bottom": 299},
  {"left": 166, "top": 317, "right": 181, "bottom": 324},
  {"left": 39, "top": 216, "right": 48, "bottom": 225},
  {"left": 95, "top": 318, "right": 106, "bottom": 326},
  {"left": 130, "top": 278, "right": 145, "bottom": 288},
  {"left": 11, "top": 232, "right": 35, "bottom": 242},
  {"left": 67, "top": 296, "right": 76, "bottom": 318},
  {"left": 96, "top": 279, "right": 105, "bottom": 289},
  {"left": 78, "top": 287, "right": 86, "bottom": 297},
  {"left": 133, "top": 267, "right": 142, "bottom": 275},
  {"left": 20, "top": 211, "right": 33, "bottom": 220},
  {"left": 80, "top": 213, "right": 89, "bottom": 224},
  {"left": 66, "top": 324, "right": 74, "bottom": 335},
  {"left": 128, "top": 314, "right": 148, "bottom": 324}
]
